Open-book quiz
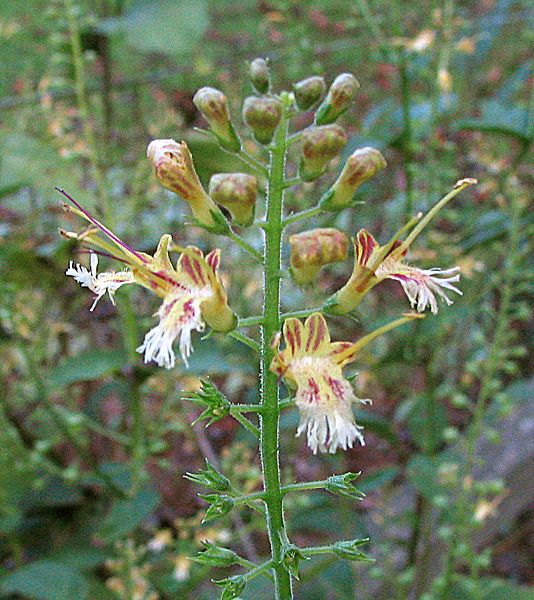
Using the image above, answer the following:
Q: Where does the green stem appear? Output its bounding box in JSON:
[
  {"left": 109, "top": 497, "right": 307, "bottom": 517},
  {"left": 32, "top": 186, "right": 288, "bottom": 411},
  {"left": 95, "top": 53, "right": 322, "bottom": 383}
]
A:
[
  {"left": 238, "top": 148, "right": 269, "bottom": 176},
  {"left": 238, "top": 315, "right": 264, "bottom": 327},
  {"left": 397, "top": 178, "right": 477, "bottom": 253},
  {"left": 227, "top": 229, "right": 264, "bottom": 263},
  {"left": 283, "top": 177, "right": 302, "bottom": 189},
  {"left": 280, "top": 307, "right": 323, "bottom": 320},
  {"left": 230, "top": 409, "right": 260, "bottom": 438},
  {"left": 230, "top": 403, "right": 264, "bottom": 413},
  {"left": 282, "top": 480, "right": 328, "bottom": 494},
  {"left": 282, "top": 206, "right": 322, "bottom": 227},
  {"left": 229, "top": 330, "right": 261, "bottom": 353},
  {"left": 260, "top": 94, "right": 294, "bottom": 599}
]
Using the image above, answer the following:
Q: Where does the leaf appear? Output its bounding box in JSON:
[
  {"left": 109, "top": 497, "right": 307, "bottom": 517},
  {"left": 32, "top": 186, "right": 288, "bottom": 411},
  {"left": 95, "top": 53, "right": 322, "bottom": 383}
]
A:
[
  {"left": 406, "top": 393, "right": 448, "bottom": 452},
  {"left": 47, "top": 545, "right": 108, "bottom": 570},
  {"left": 96, "top": 485, "right": 160, "bottom": 542},
  {"left": 1, "top": 560, "right": 90, "bottom": 600},
  {"left": 455, "top": 99, "right": 531, "bottom": 142},
  {"left": 358, "top": 467, "right": 400, "bottom": 493},
  {"left": 353, "top": 408, "right": 399, "bottom": 445},
  {"left": 98, "top": 0, "right": 208, "bottom": 56},
  {"left": 450, "top": 575, "right": 534, "bottom": 600},
  {"left": 406, "top": 454, "right": 455, "bottom": 500},
  {"left": 49, "top": 349, "right": 127, "bottom": 387}
]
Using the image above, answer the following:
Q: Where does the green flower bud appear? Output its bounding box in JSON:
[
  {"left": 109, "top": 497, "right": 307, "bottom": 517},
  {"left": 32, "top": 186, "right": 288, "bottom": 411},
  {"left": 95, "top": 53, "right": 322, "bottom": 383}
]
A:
[
  {"left": 209, "top": 173, "right": 257, "bottom": 227},
  {"left": 289, "top": 228, "right": 348, "bottom": 285},
  {"left": 292, "top": 76, "right": 326, "bottom": 110},
  {"left": 320, "top": 147, "right": 387, "bottom": 211},
  {"left": 249, "top": 57, "right": 270, "bottom": 94},
  {"left": 242, "top": 96, "right": 282, "bottom": 145},
  {"left": 193, "top": 87, "right": 241, "bottom": 152},
  {"left": 315, "top": 73, "right": 360, "bottom": 125},
  {"left": 299, "top": 124, "right": 347, "bottom": 181}
]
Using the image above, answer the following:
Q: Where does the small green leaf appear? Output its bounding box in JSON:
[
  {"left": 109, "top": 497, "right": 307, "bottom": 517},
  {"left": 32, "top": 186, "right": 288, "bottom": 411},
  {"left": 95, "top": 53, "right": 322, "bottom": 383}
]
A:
[{"left": 406, "top": 394, "right": 448, "bottom": 452}]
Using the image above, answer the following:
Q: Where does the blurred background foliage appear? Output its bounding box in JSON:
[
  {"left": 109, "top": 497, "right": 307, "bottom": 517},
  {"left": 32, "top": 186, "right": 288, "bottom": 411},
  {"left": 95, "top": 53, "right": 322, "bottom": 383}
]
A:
[{"left": 0, "top": 0, "right": 533, "bottom": 598}]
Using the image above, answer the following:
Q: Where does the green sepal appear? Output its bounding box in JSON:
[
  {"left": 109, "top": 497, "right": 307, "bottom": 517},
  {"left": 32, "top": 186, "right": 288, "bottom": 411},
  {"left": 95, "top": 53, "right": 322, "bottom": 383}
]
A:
[
  {"left": 183, "top": 379, "right": 231, "bottom": 427},
  {"left": 193, "top": 207, "right": 232, "bottom": 235},
  {"left": 314, "top": 103, "right": 349, "bottom": 126},
  {"left": 325, "top": 472, "right": 364, "bottom": 500},
  {"left": 214, "top": 123, "right": 241, "bottom": 153},
  {"left": 318, "top": 186, "right": 337, "bottom": 211},
  {"left": 192, "top": 541, "right": 241, "bottom": 567},
  {"left": 184, "top": 458, "right": 231, "bottom": 492},
  {"left": 280, "top": 534, "right": 309, "bottom": 580},
  {"left": 321, "top": 294, "right": 341, "bottom": 314},
  {"left": 332, "top": 538, "right": 374, "bottom": 562},
  {"left": 213, "top": 574, "right": 246, "bottom": 600},
  {"left": 200, "top": 494, "right": 235, "bottom": 523}
]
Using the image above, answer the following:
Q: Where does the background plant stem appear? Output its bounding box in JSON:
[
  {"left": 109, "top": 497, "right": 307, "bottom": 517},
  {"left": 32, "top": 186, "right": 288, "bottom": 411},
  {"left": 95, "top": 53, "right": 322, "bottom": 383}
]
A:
[
  {"left": 64, "top": 0, "right": 113, "bottom": 223},
  {"left": 438, "top": 151, "right": 527, "bottom": 598}
]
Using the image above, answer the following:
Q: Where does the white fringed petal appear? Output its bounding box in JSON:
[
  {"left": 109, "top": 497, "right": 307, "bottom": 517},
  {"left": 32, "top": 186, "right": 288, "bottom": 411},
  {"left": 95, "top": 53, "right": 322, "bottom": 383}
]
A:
[
  {"left": 136, "top": 295, "right": 205, "bottom": 369},
  {"left": 66, "top": 254, "right": 134, "bottom": 311},
  {"left": 377, "top": 259, "right": 463, "bottom": 314}
]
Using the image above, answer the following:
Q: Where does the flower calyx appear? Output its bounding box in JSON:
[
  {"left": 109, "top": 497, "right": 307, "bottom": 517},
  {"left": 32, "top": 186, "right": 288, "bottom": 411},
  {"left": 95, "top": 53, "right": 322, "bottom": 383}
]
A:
[{"left": 193, "top": 87, "right": 241, "bottom": 152}]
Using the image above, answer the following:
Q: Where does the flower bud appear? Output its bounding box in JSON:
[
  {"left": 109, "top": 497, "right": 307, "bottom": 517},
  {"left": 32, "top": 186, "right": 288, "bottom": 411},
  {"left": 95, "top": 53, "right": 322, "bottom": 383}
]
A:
[
  {"left": 299, "top": 124, "right": 347, "bottom": 181},
  {"left": 242, "top": 96, "right": 282, "bottom": 145},
  {"left": 193, "top": 87, "right": 240, "bottom": 152},
  {"left": 320, "top": 147, "right": 387, "bottom": 211},
  {"left": 292, "top": 76, "right": 326, "bottom": 110},
  {"left": 249, "top": 57, "right": 270, "bottom": 94},
  {"left": 209, "top": 173, "right": 257, "bottom": 227},
  {"left": 289, "top": 228, "right": 348, "bottom": 284},
  {"left": 147, "top": 139, "right": 228, "bottom": 232},
  {"left": 315, "top": 73, "right": 360, "bottom": 125}
]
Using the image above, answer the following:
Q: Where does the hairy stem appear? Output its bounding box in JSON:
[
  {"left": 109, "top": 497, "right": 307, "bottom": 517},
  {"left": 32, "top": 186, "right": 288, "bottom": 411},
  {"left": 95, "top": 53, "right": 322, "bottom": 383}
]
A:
[{"left": 260, "top": 95, "right": 293, "bottom": 599}]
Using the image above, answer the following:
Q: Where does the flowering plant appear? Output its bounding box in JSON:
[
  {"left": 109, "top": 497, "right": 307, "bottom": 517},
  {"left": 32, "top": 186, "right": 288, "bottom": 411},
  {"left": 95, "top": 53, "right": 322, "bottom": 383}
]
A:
[{"left": 60, "top": 60, "right": 475, "bottom": 599}]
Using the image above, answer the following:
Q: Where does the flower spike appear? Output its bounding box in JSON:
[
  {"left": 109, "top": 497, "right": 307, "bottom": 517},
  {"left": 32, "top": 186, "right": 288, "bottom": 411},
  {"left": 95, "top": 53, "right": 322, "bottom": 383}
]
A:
[{"left": 270, "top": 313, "right": 421, "bottom": 453}]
